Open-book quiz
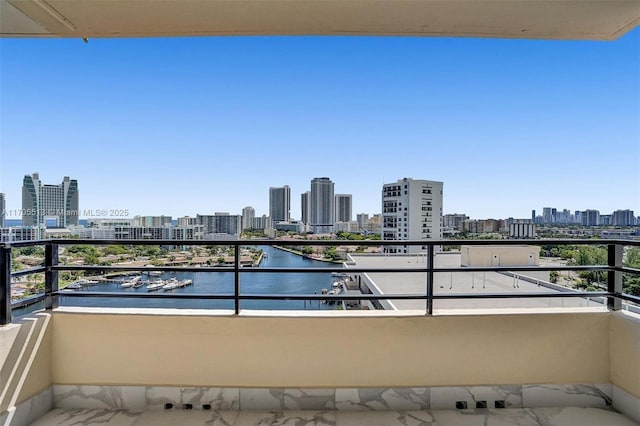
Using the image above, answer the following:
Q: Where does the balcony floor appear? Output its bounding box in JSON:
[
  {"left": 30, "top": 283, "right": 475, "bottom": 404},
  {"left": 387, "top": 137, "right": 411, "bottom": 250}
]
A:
[{"left": 28, "top": 407, "right": 638, "bottom": 425}]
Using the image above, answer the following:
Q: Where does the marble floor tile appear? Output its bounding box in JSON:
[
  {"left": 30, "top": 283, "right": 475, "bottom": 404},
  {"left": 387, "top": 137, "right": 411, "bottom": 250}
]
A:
[
  {"left": 233, "top": 410, "right": 336, "bottom": 425},
  {"left": 29, "top": 408, "right": 141, "bottom": 426},
  {"left": 429, "top": 408, "right": 539, "bottom": 426},
  {"left": 131, "top": 410, "right": 238, "bottom": 426},
  {"left": 529, "top": 406, "right": 639, "bottom": 426},
  {"left": 429, "top": 409, "right": 496, "bottom": 426},
  {"left": 337, "top": 410, "right": 435, "bottom": 426},
  {"left": 23, "top": 407, "right": 640, "bottom": 426}
]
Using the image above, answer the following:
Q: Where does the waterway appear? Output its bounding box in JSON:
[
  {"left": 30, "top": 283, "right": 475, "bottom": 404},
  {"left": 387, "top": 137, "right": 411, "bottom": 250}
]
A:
[{"left": 56, "top": 246, "right": 338, "bottom": 311}]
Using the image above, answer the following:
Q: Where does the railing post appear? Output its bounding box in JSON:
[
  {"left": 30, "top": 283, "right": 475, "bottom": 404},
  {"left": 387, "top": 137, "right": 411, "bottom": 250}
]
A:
[
  {"left": 234, "top": 242, "right": 240, "bottom": 314},
  {"left": 426, "top": 244, "right": 434, "bottom": 315},
  {"left": 607, "top": 243, "right": 623, "bottom": 311},
  {"left": 1, "top": 245, "right": 11, "bottom": 325},
  {"left": 45, "top": 243, "right": 59, "bottom": 310}
]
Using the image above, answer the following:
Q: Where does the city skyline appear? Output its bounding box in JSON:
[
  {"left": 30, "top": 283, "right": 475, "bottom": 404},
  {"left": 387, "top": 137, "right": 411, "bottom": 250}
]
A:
[
  {"left": 0, "top": 171, "right": 637, "bottom": 223},
  {"left": 1, "top": 32, "right": 639, "bottom": 218}
]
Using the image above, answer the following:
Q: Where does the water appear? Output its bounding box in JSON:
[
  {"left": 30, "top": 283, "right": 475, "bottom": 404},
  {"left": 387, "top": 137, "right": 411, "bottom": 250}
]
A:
[{"left": 57, "top": 246, "right": 338, "bottom": 311}]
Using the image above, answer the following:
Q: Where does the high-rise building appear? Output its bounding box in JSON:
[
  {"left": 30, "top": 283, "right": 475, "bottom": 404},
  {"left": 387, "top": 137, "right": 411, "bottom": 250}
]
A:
[
  {"left": 269, "top": 185, "right": 291, "bottom": 223},
  {"left": 582, "top": 209, "right": 600, "bottom": 226},
  {"left": 443, "top": 213, "right": 469, "bottom": 230},
  {"left": 251, "top": 215, "right": 271, "bottom": 230},
  {"left": 177, "top": 216, "right": 198, "bottom": 227},
  {"left": 310, "top": 177, "right": 335, "bottom": 234},
  {"left": 574, "top": 210, "right": 583, "bottom": 224},
  {"left": 356, "top": 213, "right": 369, "bottom": 231},
  {"left": 366, "top": 214, "right": 382, "bottom": 234},
  {"left": 134, "top": 215, "right": 172, "bottom": 227},
  {"left": 612, "top": 209, "right": 635, "bottom": 226},
  {"left": 334, "top": 194, "right": 352, "bottom": 223},
  {"left": 531, "top": 210, "right": 536, "bottom": 221},
  {"left": 197, "top": 213, "right": 241, "bottom": 237},
  {"left": 542, "top": 207, "right": 555, "bottom": 224},
  {"left": 301, "top": 191, "right": 311, "bottom": 225},
  {"left": 0, "top": 193, "right": 5, "bottom": 227},
  {"left": 242, "top": 206, "right": 255, "bottom": 230},
  {"left": 382, "top": 177, "right": 443, "bottom": 254},
  {"left": 22, "top": 173, "right": 79, "bottom": 227}
]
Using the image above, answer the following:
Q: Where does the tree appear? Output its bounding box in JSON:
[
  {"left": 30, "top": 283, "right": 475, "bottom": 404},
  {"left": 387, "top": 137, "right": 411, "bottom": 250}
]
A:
[
  {"left": 574, "top": 246, "right": 607, "bottom": 285},
  {"left": 324, "top": 247, "right": 341, "bottom": 261},
  {"left": 143, "top": 246, "right": 161, "bottom": 257},
  {"left": 67, "top": 244, "right": 99, "bottom": 257},
  {"left": 102, "top": 245, "right": 128, "bottom": 256},
  {"left": 15, "top": 246, "right": 45, "bottom": 257},
  {"left": 623, "top": 247, "right": 640, "bottom": 296}
]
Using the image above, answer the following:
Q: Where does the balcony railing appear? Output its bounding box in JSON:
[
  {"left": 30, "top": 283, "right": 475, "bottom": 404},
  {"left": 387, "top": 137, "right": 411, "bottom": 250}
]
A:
[{"left": 1, "top": 238, "right": 640, "bottom": 324}]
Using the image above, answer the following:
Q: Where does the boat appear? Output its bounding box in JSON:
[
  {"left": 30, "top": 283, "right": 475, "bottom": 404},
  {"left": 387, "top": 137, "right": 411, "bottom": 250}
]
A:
[
  {"left": 66, "top": 279, "right": 98, "bottom": 289},
  {"left": 121, "top": 276, "right": 141, "bottom": 288},
  {"left": 65, "top": 282, "right": 83, "bottom": 290},
  {"left": 162, "top": 278, "right": 180, "bottom": 291},
  {"left": 146, "top": 279, "right": 165, "bottom": 291},
  {"left": 76, "top": 279, "right": 99, "bottom": 286}
]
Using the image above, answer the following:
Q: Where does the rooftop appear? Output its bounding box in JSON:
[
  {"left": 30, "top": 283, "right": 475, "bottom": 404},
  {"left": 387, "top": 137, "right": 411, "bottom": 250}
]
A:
[{"left": 347, "top": 252, "right": 598, "bottom": 311}]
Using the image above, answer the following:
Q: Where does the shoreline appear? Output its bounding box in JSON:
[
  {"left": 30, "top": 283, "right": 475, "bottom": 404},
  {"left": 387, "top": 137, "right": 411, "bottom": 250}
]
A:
[{"left": 273, "top": 245, "right": 344, "bottom": 264}]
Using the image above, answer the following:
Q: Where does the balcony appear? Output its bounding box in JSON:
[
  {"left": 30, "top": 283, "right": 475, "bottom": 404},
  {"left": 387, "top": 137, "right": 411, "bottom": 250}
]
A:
[
  {"left": 1, "top": 2, "right": 639, "bottom": 424},
  {"left": 1, "top": 239, "right": 639, "bottom": 425}
]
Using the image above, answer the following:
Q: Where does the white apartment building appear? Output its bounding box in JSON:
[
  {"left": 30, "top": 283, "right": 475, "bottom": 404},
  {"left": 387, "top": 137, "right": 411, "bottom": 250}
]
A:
[
  {"left": 241, "top": 206, "right": 255, "bottom": 231},
  {"left": 0, "top": 226, "right": 44, "bottom": 243},
  {"left": 509, "top": 221, "right": 537, "bottom": 239},
  {"left": 382, "top": 177, "right": 443, "bottom": 254}
]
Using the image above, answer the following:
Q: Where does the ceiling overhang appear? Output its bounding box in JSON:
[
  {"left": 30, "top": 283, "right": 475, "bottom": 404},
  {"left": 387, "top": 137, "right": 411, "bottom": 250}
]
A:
[{"left": 1, "top": 0, "right": 640, "bottom": 40}]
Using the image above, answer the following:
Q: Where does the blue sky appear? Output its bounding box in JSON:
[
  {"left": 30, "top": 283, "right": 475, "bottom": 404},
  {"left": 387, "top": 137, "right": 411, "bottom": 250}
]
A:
[{"left": 1, "top": 31, "right": 639, "bottom": 220}]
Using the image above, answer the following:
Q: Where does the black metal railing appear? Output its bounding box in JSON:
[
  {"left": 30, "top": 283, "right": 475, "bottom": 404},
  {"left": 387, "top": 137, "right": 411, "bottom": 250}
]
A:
[{"left": 1, "top": 238, "right": 640, "bottom": 325}]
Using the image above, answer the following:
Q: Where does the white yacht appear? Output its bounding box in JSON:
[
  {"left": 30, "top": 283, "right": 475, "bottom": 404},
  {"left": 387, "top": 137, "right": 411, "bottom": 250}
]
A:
[
  {"left": 162, "top": 278, "right": 180, "bottom": 291},
  {"left": 146, "top": 279, "right": 165, "bottom": 291},
  {"left": 121, "top": 276, "right": 141, "bottom": 288}
]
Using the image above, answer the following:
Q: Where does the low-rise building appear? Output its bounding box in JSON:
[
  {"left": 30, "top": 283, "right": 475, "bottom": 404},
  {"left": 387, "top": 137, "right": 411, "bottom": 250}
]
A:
[
  {"left": 461, "top": 245, "right": 540, "bottom": 267},
  {"left": 509, "top": 221, "right": 536, "bottom": 239}
]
